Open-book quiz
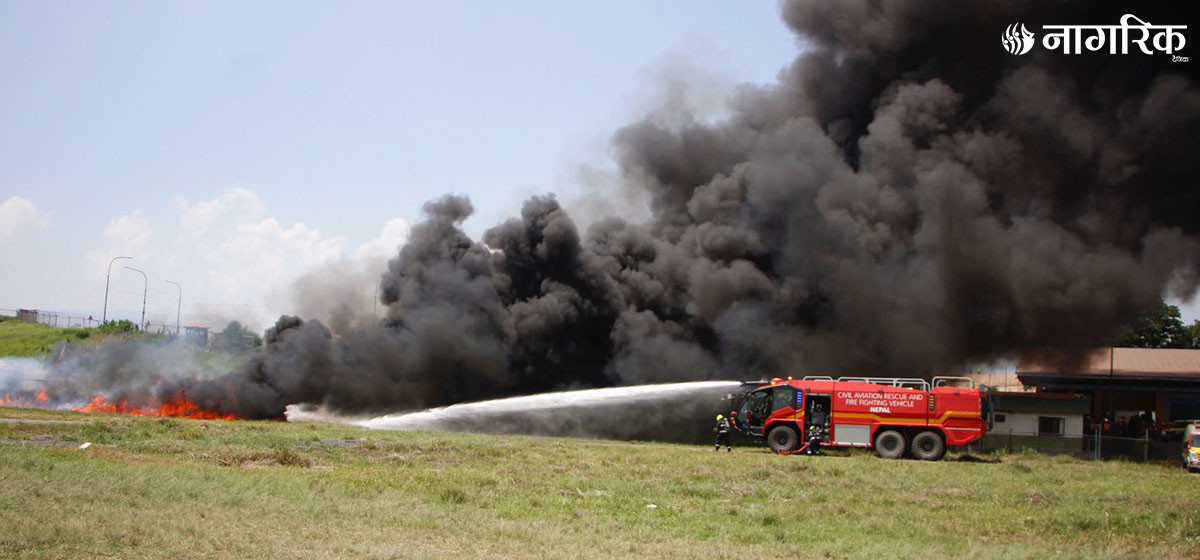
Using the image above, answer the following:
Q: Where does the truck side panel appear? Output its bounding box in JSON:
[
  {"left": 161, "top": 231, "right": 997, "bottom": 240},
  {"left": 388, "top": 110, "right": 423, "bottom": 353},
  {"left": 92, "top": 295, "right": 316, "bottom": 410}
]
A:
[
  {"left": 830, "top": 382, "right": 929, "bottom": 446},
  {"left": 929, "top": 387, "right": 985, "bottom": 446}
]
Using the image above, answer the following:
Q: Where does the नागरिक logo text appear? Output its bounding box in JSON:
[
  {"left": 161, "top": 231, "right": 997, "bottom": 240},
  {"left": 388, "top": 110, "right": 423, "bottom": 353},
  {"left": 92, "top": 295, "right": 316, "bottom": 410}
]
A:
[{"left": 1002, "top": 14, "right": 1187, "bottom": 59}]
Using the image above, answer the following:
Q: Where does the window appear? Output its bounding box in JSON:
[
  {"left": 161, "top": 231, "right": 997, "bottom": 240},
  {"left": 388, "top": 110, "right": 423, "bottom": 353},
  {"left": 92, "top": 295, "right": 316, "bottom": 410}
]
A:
[
  {"left": 747, "top": 391, "right": 771, "bottom": 422},
  {"left": 772, "top": 387, "right": 796, "bottom": 411},
  {"left": 994, "top": 413, "right": 1006, "bottom": 423},
  {"left": 1038, "top": 416, "right": 1064, "bottom": 436}
]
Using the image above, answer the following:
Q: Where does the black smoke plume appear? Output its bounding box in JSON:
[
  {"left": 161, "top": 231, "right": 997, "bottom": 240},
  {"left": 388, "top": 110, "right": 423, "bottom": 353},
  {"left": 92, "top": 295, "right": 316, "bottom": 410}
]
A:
[{"left": 47, "top": 0, "right": 1200, "bottom": 419}]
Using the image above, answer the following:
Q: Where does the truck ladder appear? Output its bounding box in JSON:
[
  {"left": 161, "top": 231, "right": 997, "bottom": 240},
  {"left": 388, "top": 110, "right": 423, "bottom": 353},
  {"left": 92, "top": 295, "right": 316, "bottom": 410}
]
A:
[
  {"left": 797, "top": 376, "right": 976, "bottom": 390},
  {"left": 931, "top": 376, "right": 975, "bottom": 389},
  {"left": 802, "top": 376, "right": 930, "bottom": 390}
]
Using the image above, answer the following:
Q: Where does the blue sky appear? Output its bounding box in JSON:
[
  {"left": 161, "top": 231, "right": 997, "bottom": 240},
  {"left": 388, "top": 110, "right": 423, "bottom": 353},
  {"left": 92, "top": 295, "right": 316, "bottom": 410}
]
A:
[{"left": 0, "top": 1, "right": 798, "bottom": 329}]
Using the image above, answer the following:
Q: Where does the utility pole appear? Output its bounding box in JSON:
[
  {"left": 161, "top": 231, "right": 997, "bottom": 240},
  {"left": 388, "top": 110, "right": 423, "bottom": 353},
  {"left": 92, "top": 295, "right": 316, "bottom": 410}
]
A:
[
  {"left": 102, "top": 256, "right": 132, "bottom": 323},
  {"left": 165, "top": 280, "right": 181, "bottom": 336},
  {"left": 1103, "top": 345, "right": 1114, "bottom": 460},
  {"left": 124, "top": 266, "right": 148, "bottom": 330}
]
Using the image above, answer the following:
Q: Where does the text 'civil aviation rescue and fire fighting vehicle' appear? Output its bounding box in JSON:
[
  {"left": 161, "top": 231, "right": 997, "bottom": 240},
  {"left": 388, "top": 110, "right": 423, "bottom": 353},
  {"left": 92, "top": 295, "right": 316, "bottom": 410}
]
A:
[{"left": 730, "top": 376, "right": 992, "bottom": 460}]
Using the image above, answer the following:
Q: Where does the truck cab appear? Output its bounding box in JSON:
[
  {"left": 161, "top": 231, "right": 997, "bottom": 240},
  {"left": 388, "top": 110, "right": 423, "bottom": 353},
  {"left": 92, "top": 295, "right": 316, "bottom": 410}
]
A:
[
  {"left": 735, "top": 382, "right": 829, "bottom": 442},
  {"left": 735, "top": 382, "right": 795, "bottom": 438}
]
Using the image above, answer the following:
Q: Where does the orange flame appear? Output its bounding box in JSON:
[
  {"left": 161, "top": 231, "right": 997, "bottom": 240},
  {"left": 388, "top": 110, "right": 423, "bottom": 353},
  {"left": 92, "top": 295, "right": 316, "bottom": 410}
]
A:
[
  {"left": 2, "top": 391, "right": 37, "bottom": 408},
  {"left": 36, "top": 388, "right": 49, "bottom": 403},
  {"left": 75, "top": 392, "right": 240, "bottom": 421}
]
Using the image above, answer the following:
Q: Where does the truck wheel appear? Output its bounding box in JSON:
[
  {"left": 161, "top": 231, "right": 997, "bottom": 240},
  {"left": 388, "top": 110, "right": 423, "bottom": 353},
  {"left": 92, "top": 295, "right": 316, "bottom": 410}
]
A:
[
  {"left": 767, "top": 425, "right": 800, "bottom": 454},
  {"left": 910, "top": 431, "right": 945, "bottom": 461},
  {"left": 874, "top": 430, "right": 906, "bottom": 459}
]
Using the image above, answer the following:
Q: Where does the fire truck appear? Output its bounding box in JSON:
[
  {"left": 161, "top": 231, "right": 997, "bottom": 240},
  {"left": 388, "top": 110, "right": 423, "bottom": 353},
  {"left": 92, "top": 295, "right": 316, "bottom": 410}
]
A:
[{"left": 729, "top": 376, "right": 991, "bottom": 460}]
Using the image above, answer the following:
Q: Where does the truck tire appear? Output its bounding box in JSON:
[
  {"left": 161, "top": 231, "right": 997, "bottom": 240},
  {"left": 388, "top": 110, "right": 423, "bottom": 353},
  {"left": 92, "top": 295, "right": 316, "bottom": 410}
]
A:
[
  {"left": 910, "top": 431, "right": 945, "bottom": 461},
  {"left": 767, "top": 425, "right": 800, "bottom": 454},
  {"left": 874, "top": 430, "right": 906, "bottom": 459}
]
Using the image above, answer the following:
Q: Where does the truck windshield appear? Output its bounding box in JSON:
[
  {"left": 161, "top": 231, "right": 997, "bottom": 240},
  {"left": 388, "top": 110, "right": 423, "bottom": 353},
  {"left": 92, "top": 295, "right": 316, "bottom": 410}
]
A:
[{"left": 1192, "top": 435, "right": 1200, "bottom": 447}]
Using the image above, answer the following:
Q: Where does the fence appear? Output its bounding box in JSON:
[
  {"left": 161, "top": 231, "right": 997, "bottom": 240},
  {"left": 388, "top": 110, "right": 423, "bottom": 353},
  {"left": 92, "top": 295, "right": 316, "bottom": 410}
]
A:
[
  {"left": 965, "top": 428, "right": 1182, "bottom": 464},
  {"left": 142, "top": 321, "right": 181, "bottom": 335},
  {"left": 1, "top": 308, "right": 179, "bottom": 333},
  {"left": 0, "top": 308, "right": 102, "bottom": 329}
]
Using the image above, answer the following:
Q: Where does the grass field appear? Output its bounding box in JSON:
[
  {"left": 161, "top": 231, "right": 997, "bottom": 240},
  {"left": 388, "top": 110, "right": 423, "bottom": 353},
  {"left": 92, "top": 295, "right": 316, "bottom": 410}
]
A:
[
  {"left": 0, "top": 316, "right": 93, "bottom": 357},
  {"left": 1, "top": 407, "right": 1196, "bottom": 559}
]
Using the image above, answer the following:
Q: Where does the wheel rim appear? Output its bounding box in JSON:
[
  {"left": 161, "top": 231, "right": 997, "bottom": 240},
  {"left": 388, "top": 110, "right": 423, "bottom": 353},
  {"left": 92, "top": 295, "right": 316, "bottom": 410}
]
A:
[{"left": 770, "top": 429, "right": 793, "bottom": 450}]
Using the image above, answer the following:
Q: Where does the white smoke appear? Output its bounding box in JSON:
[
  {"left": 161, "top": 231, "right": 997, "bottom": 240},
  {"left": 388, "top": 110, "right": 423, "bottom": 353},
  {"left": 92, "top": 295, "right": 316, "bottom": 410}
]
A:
[{"left": 287, "top": 381, "right": 742, "bottom": 442}]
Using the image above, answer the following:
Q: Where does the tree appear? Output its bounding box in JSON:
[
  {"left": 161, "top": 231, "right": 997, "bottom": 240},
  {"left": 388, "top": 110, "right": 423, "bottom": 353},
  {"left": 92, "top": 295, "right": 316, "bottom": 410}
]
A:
[
  {"left": 216, "top": 321, "right": 259, "bottom": 354},
  {"left": 1112, "top": 302, "right": 1197, "bottom": 349}
]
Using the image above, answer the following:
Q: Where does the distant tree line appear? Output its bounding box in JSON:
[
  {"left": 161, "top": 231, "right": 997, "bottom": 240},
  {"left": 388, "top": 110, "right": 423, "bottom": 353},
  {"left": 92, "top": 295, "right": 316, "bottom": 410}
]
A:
[{"left": 1112, "top": 302, "right": 1200, "bottom": 349}]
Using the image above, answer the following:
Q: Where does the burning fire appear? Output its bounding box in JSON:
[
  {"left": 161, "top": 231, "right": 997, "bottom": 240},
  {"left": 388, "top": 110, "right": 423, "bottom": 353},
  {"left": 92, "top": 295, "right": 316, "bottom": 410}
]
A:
[
  {"left": 2, "top": 391, "right": 44, "bottom": 408},
  {"left": 75, "top": 392, "right": 240, "bottom": 421}
]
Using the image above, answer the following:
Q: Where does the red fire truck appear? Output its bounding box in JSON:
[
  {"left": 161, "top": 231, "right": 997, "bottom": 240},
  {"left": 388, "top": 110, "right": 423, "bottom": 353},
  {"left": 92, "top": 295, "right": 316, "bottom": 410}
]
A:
[{"left": 730, "top": 376, "right": 991, "bottom": 460}]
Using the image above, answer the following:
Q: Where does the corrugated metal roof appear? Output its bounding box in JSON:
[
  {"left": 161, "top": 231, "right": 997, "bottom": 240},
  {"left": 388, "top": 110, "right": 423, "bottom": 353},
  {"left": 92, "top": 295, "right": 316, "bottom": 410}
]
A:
[{"left": 1017, "top": 347, "right": 1200, "bottom": 380}]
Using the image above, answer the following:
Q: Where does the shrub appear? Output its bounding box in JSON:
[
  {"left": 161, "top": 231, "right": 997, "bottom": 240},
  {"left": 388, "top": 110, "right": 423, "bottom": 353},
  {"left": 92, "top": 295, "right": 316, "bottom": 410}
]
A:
[{"left": 97, "top": 320, "right": 138, "bottom": 335}]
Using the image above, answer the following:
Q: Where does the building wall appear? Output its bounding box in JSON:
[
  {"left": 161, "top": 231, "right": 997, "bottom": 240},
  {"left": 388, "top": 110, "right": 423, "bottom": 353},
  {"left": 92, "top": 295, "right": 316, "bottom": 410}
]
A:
[{"left": 992, "top": 411, "right": 1084, "bottom": 437}]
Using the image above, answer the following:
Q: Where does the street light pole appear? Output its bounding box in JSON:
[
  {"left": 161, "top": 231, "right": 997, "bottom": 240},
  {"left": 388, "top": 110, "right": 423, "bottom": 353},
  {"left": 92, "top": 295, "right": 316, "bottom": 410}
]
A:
[
  {"left": 124, "top": 266, "right": 148, "bottom": 330},
  {"left": 165, "top": 280, "right": 181, "bottom": 336},
  {"left": 1109, "top": 345, "right": 1115, "bottom": 424},
  {"left": 102, "top": 256, "right": 132, "bottom": 323}
]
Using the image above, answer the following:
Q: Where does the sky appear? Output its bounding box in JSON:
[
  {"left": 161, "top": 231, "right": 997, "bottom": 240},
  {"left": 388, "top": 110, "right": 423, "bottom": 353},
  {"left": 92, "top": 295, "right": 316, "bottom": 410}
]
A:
[
  {"left": 1, "top": 1, "right": 1196, "bottom": 333},
  {"left": 0, "top": 1, "right": 799, "bottom": 331}
]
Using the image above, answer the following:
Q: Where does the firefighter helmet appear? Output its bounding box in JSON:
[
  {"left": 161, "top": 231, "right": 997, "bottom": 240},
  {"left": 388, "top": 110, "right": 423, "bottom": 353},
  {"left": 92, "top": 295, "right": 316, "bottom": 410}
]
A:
[{"left": 716, "top": 414, "right": 724, "bottom": 421}]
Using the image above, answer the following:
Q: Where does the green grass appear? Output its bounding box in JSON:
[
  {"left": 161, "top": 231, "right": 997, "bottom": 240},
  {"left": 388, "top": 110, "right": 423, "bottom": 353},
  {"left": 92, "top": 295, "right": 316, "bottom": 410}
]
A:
[
  {"left": 1, "top": 407, "right": 1196, "bottom": 559},
  {"left": 0, "top": 316, "right": 183, "bottom": 360},
  {"left": 0, "top": 316, "right": 93, "bottom": 357}
]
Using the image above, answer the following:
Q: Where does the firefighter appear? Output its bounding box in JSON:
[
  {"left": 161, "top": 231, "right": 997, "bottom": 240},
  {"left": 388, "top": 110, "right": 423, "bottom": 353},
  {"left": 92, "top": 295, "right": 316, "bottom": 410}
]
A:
[
  {"left": 805, "top": 425, "right": 823, "bottom": 456},
  {"left": 810, "top": 403, "right": 828, "bottom": 430},
  {"left": 714, "top": 414, "right": 732, "bottom": 452}
]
